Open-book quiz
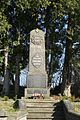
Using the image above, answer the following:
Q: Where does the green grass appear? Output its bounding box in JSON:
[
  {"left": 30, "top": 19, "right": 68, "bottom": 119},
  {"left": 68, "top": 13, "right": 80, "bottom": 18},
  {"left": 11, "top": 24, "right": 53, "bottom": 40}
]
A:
[
  {"left": 72, "top": 102, "right": 80, "bottom": 112},
  {"left": 62, "top": 96, "right": 80, "bottom": 112},
  {"left": 0, "top": 97, "right": 18, "bottom": 114}
]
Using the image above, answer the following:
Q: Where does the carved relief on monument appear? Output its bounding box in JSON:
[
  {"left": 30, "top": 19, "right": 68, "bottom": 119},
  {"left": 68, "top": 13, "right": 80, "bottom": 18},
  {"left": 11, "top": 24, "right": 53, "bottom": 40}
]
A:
[
  {"left": 31, "top": 29, "right": 43, "bottom": 45},
  {"left": 31, "top": 53, "right": 42, "bottom": 68},
  {"left": 31, "top": 35, "right": 43, "bottom": 45}
]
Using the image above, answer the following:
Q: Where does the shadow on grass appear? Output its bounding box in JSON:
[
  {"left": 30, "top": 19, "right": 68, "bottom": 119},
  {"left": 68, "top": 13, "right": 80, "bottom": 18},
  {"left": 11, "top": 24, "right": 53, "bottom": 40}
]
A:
[{"left": 52, "top": 101, "right": 66, "bottom": 120}]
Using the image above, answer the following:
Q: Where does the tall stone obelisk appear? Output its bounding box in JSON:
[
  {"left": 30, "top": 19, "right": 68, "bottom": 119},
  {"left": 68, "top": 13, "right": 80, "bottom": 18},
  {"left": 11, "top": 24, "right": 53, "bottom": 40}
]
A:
[{"left": 25, "top": 28, "right": 49, "bottom": 97}]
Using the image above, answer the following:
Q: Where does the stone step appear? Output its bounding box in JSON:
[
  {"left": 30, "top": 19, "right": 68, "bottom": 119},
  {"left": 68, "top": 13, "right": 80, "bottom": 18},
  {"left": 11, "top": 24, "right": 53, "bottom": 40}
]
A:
[
  {"left": 25, "top": 99, "right": 65, "bottom": 120},
  {"left": 25, "top": 99, "right": 57, "bottom": 108},
  {"left": 26, "top": 103, "right": 55, "bottom": 108},
  {"left": 27, "top": 112, "right": 53, "bottom": 119},
  {"left": 27, "top": 115, "right": 65, "bottom": 120},
  {"left": 25, "top": 99, "right": 58, "bottom": 103},
  {"left": 27, "top": 107, "right": 54, "bottom": 112},
  {"left": 28, "top": 111, "right": 54, "bottom": 114},
  {"left": 26, "top": 104, "right": 56, "bottom": 108},
  {"left": 28, "top": 118, "right": 53, "bottom": 120}
]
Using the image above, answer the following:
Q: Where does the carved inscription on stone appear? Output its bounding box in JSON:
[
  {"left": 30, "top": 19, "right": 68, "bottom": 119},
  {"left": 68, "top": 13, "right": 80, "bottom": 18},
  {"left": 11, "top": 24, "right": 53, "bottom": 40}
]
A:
[
  {"left": 32, "top": 53, "right": 42, "bottom": 68},
  {"left": 31, "top": 35, "right": 43, "bottom": 45}
]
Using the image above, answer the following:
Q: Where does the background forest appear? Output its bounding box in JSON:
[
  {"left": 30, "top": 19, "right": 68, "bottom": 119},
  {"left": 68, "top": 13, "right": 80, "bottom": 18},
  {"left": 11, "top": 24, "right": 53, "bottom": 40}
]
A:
[{"left": 0, "top": 0, "right": 80, "bottom": 97}]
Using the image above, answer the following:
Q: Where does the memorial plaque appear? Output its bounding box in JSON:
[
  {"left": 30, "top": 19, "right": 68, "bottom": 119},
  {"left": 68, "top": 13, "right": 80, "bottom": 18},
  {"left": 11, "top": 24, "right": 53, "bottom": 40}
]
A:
[{"left": 25, "top": 28, "right": 49, "bottom": 97}]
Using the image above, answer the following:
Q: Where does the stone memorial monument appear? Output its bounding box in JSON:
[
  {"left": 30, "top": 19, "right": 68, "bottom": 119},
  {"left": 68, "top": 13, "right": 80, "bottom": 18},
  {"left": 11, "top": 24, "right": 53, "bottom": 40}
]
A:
[{"left": 25, "top": 28, "right": 49, "bottom": 97}]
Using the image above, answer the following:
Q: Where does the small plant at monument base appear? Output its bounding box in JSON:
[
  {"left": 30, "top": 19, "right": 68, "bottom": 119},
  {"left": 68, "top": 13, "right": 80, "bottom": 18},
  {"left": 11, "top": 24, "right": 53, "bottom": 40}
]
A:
[
  {"left": 13, "top": 95, "right": 18, "bottom": 101},
  {"left": 62, "top": 95, "right": 68, "bottom": 100},
  {"left": 3, "top": 96, "right": 9, "bottom": 101},
  {"left": 69, "top": 96, "right": 75, "bottom": 102},
  {"left": 13, "top": 99, "right": 19, "bottom": 110}
]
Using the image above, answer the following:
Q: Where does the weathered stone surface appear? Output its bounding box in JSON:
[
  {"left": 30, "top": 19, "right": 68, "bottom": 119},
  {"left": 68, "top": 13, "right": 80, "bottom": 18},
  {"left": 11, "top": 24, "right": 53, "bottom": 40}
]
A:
[
  {"left": 25, "top": 28, "right": 49, "bottom": 97},
  {"left": 29, "top": 28, "right": 46, "bottom": 73},
  {"left": 25, "top": 88, "right": 50, "bottom": 97},
  {"left": 26, "top": 99, "right": 65, "bottom": 120},
  {"left": 0, "top": 110, "right": 7, "bottom": 117},
  {"left": 18, "top": 99, "right": 26, "bottom": 110},
  {"left": 27, "top": 73, "right": 47, "bottom": 88},
  {"left": 0, "top": 110, "right": 8, "bottom": 120},
  {"left": 8, "top": 111, "right": 27, "bottom": 120}
]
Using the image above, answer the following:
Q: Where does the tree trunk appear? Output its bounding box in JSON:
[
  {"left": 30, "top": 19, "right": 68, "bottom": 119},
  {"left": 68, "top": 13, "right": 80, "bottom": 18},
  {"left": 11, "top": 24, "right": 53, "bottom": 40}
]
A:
[
  {"left": 45, "top": 29, "right": 50, "bottom": 73},
  {"left": 15, "top": 54, "right": 20, "bottom": 97},
  {"left": 61, "top": 29, "right": 73, "bottom": 96},
  {"left": 3, "top": 46, "right": 10, "bottom": 96},
  {"left": 48, "top": 51, "right": 53, "bottom": 86},
  {"left": 45, "top": 4, "right": 53, "bottom": 86}
]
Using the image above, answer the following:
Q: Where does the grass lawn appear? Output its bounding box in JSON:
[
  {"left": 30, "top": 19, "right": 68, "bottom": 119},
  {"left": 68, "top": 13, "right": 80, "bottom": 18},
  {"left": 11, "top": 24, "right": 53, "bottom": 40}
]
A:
[
  {"left": 72, "top": 102, "right": 80, "bottom": 112},
  {"left": 0, "top": 97, "right": 18, "bottom": 114}
]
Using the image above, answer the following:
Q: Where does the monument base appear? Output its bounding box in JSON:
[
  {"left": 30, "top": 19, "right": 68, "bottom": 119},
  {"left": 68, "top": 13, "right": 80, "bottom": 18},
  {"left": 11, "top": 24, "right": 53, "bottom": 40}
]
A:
[
  {"left": 24, "top": 88, "right": 50, "bottom": 98},
  {"left": 27, "top": 72, "right": 48, "bottom": 88}
]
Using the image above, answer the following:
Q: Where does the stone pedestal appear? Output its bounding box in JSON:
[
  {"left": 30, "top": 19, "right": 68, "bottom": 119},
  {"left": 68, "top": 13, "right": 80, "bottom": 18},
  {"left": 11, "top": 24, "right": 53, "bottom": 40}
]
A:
[
  {"left": 25, "top": 28, "right": 49, "bottom": 97},
  {"left": 25, "top": 88, "right": 49, "bottom": 97},
  {"left": 27, "top": 72, "right": 48, "bottom": 88}
]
